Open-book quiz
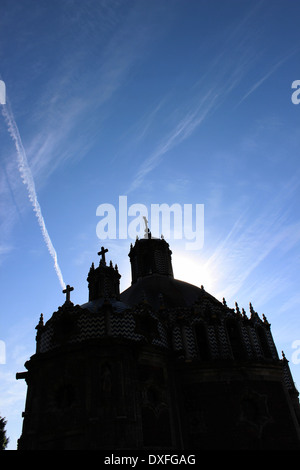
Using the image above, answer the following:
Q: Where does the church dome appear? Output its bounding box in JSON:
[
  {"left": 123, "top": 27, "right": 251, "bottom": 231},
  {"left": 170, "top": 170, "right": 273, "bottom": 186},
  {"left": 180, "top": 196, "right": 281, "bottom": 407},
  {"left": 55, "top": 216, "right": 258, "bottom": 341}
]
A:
[
  {"left": 121, "top": 235, "right": 218, "bottom": 310},
  {"left": 121, "top": 273, "right": 211, "bottom": 310}
]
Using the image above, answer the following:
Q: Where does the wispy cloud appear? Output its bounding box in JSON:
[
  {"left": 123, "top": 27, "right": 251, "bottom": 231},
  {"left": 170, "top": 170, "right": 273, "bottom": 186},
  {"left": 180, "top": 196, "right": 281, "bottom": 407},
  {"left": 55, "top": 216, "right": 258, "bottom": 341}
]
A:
[
  {"left": 126, "top": 89, "right": 220, "bottom": 193},
  {"left": 2, "top": 98, "right": 66, "bottom": 289},
  {"left": 236, "top": 49, "right": 299, "bottom": 107},
  {"left": 0, "top": 1, "right": 167, "bottom": 264},
  {"left": 205, "top": 176, "right": 300, "bottom": 304},
  {"left": 125, "top": 85, "right": 229, "bottom": 194},
  {"left": 125, "top": 2, "right": 272, "bottom": 194}
]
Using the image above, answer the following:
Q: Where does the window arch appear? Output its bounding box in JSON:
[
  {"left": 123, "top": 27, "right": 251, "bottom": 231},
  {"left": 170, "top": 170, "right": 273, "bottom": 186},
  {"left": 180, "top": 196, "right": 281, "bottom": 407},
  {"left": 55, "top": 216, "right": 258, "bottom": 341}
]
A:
[
  {"left": 226, "top": 319, "right": 246, "bottom": 360},
  {"left": 194, "top": 322, "right": 210, "bottom": 360},
  {"left": 256, "top": 326, "right": 272, "bottom": 359},
  {"left": 142, "top": 406, "right": 172, "bottom": 447}
]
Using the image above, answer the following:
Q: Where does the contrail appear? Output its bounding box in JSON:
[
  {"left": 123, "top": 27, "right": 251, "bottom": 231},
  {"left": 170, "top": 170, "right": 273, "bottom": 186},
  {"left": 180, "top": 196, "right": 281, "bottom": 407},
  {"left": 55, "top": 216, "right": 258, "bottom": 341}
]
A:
[{"left": 2, "top": 97, "right": 66, "bottom": 290}]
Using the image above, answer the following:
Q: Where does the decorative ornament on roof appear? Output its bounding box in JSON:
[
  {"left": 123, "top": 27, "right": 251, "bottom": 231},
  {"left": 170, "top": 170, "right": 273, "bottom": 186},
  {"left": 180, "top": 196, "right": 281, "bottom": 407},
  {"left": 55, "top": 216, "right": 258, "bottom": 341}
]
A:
[
  {"left": 235, "top": 302, "right": 241, "bottom": 316},
  {"left": 38, "top": 313, "right": 44, "bottom": 327},
  {"left": 89, "top": 262, "right": 95, "bottom": 273},
  {"left": 249, "top": 302, "right": 259, "bottom": 320},
  {"left": 262, "top": 314, "right": 270, "bottom": 325},
  {"left": 242, "top": 308, "right": 248, "bottom": 319}
]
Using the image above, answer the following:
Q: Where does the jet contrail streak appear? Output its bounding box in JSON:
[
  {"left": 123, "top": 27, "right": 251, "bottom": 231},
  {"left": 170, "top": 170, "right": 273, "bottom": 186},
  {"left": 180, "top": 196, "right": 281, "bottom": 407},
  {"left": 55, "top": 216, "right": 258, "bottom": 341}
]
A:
[{"left": 2, "top": 98, "right": 66, "bottom": 290}]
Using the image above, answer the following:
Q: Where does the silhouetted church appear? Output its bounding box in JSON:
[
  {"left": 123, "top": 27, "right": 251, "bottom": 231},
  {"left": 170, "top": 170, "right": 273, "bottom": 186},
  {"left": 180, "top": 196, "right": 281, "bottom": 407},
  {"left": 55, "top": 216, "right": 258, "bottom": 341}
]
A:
[{"left": 16, "top": 229, "right": 300, "bottom": 450}]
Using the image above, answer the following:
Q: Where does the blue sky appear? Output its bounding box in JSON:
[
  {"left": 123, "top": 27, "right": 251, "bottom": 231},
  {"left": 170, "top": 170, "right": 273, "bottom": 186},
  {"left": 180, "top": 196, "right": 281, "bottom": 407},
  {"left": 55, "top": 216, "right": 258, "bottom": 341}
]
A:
[{"left": 1, "top": 0, "right": 300, "bottom": 449}]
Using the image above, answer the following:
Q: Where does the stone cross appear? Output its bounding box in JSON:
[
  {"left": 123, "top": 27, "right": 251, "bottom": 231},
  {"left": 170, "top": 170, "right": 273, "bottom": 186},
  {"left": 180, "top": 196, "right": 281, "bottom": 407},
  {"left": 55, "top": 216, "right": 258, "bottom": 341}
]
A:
[
  {"left": 143, "top": 216, "right": 148, "bottom": 232},
  {"left": 143, "top": 216, "right": 151, "bottom": 239},
  {"left": 63, "top": 284, "right": 74, "bottom": 302},
  {"left": 98, "top": 246, "right": 108, "bottom": 265}
]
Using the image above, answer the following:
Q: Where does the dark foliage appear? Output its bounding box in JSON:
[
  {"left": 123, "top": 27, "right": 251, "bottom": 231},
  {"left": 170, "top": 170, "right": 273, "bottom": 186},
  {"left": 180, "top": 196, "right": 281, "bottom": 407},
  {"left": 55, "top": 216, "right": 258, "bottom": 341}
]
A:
[{"left": 0, "top": 416, "right": 9, "bottom": 450}]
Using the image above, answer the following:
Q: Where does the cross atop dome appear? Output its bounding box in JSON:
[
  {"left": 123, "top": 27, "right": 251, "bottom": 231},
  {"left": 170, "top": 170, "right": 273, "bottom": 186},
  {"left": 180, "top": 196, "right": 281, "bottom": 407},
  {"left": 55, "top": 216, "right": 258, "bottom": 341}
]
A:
[
  {"left": 98, "top": 246, "right": 108, "bottom": 265},
  {"left": 143, "top": 216, "right": 151, "bottom": 239},
  {"left": 63, "top": 284, "right": 74, "bottom": 303}
]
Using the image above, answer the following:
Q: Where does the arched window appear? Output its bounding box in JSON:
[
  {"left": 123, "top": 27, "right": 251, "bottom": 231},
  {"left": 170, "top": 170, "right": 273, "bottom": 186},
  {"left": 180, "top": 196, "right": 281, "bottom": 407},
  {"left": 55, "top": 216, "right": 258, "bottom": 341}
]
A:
[
  {"left": 142, "top": 406, "right": 172, "bottom": 447},
  {"left": 142, "top": 252, "right": 152, "bottom": 275},
  {"left": 226, "top": 319, "right": 246, "bottom": 360},
  {"left": 194, "top": 322, "right": 210, "bottom": 360},
  {"left": 256, "top": 326, "right": 272, "bottom": 359}
]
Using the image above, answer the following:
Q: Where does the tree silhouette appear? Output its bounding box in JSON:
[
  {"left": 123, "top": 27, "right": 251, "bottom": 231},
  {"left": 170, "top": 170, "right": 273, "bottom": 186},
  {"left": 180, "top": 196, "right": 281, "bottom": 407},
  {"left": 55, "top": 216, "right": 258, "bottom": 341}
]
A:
[{"left": 0, "top": 416, "right": 9, "bottom": 450}]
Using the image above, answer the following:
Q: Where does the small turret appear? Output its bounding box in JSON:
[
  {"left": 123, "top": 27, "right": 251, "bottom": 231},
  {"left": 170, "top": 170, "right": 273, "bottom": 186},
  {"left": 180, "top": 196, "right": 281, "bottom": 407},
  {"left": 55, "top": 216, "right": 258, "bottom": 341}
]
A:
[
  {"left": 87, "top": 246, "right": 121, "bottom": 301},
  {"left": 128, "top": 218, "right": 174, "bottom": 284}
]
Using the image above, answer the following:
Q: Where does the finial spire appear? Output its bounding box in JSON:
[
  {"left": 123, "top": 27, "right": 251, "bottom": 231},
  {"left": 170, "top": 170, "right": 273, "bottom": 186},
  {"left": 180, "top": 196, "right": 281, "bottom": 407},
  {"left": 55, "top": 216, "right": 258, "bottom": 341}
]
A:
[{"left": 35, "top": 313, "right": 44, "bottom": 331}]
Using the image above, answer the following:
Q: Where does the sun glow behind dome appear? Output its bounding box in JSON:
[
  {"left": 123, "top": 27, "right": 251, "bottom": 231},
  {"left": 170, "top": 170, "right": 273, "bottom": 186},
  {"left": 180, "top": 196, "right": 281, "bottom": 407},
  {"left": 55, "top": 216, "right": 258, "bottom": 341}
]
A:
[{"left": 172, "top": 251, "right": 216, "bottom": 295}]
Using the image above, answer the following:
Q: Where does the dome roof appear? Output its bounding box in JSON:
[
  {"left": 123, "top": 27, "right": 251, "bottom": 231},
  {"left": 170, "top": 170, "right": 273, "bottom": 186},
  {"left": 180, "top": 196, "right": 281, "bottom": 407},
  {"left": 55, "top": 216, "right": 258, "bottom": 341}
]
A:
[{"left": 120, "top": 272, "right": 217, "bottom": 310}]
